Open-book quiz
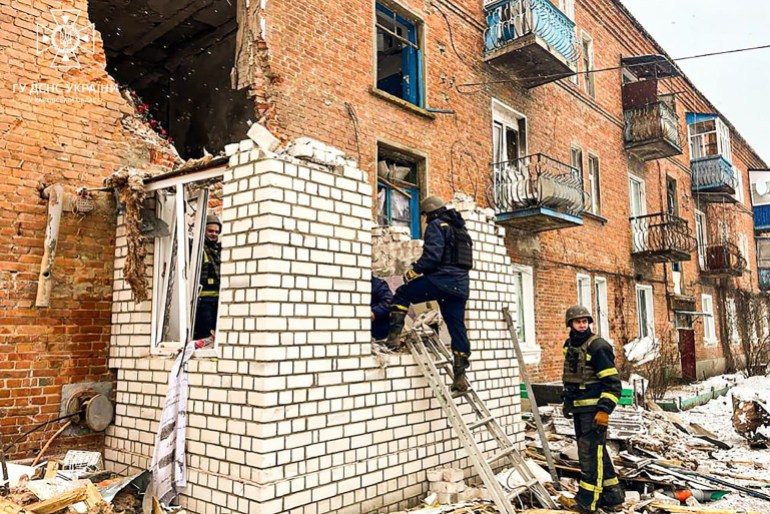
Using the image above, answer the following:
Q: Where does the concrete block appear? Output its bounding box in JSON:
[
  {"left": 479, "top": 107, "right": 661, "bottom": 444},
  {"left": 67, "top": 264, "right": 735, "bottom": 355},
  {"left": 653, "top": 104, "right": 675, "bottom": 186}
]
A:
[
  {"left": 247, "top": 123, "right": 280, "bottom": 152},
  {"left": 426, "top": 469, "right": 444, "bottom": 482},
  {"left": 442, "top": 468, "right": 464, "bottom": 482},
  {"left": 436, "top": 492, "right": 459, "bottom": 504},
  {"left": 429, "top": 481, "right": 465, "bottom": 493}
]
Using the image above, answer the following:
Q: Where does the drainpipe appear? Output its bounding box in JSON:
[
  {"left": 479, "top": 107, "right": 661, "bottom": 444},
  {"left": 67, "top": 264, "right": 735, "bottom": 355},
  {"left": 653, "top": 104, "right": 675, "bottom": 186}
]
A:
[{"left": 35, "top": 184, "right": 64, "bottom": 308}]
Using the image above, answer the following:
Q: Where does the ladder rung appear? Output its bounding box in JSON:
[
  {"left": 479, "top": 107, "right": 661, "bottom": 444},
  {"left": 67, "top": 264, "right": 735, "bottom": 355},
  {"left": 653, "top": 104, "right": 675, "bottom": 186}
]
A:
[
  {"left": 468, "top": 416, "right": 494, "bottom": 430},
  {"left": 451, "top": 389, "right": 472, "bottom": 399},
  {"left": 433, "top": 358, "right": 451, "bottom": 367},
  {"left": 486, "top": 447, "right": 516, "bottom": 466}
]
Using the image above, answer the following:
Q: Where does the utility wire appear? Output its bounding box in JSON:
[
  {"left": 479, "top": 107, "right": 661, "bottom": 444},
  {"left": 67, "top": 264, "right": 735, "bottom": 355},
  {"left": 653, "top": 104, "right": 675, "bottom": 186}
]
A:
[{"left": 456, "top": 42, "right": 770, "bottom": 92}]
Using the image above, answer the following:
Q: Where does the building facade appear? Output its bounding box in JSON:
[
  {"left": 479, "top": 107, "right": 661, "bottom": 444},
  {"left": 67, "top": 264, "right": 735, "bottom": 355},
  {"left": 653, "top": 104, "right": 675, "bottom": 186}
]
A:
[{"left": 251, "top": 0, "right": 766, "bottom": 381}]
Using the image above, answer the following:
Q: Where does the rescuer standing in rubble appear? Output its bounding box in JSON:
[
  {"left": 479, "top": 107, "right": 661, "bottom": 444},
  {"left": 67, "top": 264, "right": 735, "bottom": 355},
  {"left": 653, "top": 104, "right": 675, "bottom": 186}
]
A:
[
  {"left": 562, "top": 305, "right": 625, "bottom": 513},
  {"left": 193, "top": 215, "right": 222, "bottom": 340},
  {"left": 385, "top": 196, "right": 473, "bottom": 392}
]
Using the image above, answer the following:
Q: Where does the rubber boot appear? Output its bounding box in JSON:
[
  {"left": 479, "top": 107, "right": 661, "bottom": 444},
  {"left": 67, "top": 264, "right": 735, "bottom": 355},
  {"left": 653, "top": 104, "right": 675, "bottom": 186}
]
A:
[
  {"left": 451, "top": 353, "right": 470, "bottom": 392},
  {"left": 384, "top": 310, "right": 407, "bottom": 351}
]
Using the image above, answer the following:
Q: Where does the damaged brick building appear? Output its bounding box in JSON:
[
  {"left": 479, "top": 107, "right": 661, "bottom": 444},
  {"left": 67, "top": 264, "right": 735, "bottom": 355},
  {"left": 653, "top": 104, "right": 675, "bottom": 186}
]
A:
[{"left": 1, "top": 0, "right": 769, "bottom": 512}]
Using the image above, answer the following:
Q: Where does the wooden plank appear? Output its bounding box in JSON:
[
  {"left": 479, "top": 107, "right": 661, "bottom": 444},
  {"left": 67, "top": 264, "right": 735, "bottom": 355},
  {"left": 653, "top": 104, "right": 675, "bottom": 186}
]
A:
[
  {"left": 26, "top": 486, "right": 87, "bottom": 514},
  {"left": 43, "top": 461, "right": 58, "bottom": 479},
  {"left": 84, "top": 481, "right": 103, "bottom": 507},
  {"left": 152, "top": 496, "right": 163, "bottom": 514},
  {"left": 35, "top": 185, "right": 63, "bottom": 307}
]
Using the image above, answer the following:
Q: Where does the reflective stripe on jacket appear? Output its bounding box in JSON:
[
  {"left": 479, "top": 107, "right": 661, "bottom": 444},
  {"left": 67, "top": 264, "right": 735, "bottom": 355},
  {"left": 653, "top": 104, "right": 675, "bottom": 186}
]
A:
[{"left": 562, "top": 334, "right": 622, "bottom": 414}]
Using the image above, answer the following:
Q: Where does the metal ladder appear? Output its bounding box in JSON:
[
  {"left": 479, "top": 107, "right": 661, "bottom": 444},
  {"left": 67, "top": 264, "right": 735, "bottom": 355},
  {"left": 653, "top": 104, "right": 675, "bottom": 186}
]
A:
[{"left": 405, "top": 324, "right": 557, "bottom": 513}]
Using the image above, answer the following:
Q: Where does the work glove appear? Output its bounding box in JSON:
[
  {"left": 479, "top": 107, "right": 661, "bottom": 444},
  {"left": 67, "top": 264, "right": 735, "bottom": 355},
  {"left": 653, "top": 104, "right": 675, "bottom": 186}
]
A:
[
  {"left": 402, "top": 268, "right": 420, "bottom": 284},
  {"left": 562, "top": 404, "right": 572, "bottom": 419},
  {"left": 593, "top": 410, "right": 609, "bottom": 431}
]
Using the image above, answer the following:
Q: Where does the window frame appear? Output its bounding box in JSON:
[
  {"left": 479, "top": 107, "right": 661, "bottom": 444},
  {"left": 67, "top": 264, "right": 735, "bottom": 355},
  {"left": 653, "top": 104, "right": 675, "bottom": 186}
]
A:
[
  {"left": 701, "top": 293, "right": 717, "bottom": 345},
  {"left": 577, "top": 273, "right": 591, "bottom": 308},
  {"left": 694, "top": 209, "right": 707, "bottom": 270},
  {"left": 628, "top": 173, "right": 646, "bottom": 218},
  {"left": 688, "top": 116, "right": 732, "bottom": 162},
  {"left": 147, "top": 170, "right": 226, "bottom": 355},
  {"left": 511, "top": 264, "right": 536, "bottom": 350},
  {"left": 635, "top": 284, "right": 655, "bottom": 339},
  {"left": 492, "top": 99, "right": 528, "bottom": 164},
  {"left": 581, "top": 30, "right": 595, "bottom": 98},
  {"left": 571, "top": 145, "right": 584, "bottom": 177},
  {"left": 587, "top": 153, "right": 601, "bottom": 215},
  {"left": 594, "top": 276, "right": 610, "bottom": 339},
  {"left": 734, "top": 165, "right": 745, "bottom": 204},
  {"left": 374, "top": 2, "right": 425, "bottom": 108},
  {"left": 376, "top": 142, "right": 426, "bottom": 239}
]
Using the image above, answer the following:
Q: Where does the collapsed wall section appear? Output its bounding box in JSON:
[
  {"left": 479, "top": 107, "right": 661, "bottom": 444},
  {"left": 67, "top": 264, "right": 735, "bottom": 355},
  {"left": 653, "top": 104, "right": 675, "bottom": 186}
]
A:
[{"left": 106, "top": 144, "right": 526, "bottom": 513}]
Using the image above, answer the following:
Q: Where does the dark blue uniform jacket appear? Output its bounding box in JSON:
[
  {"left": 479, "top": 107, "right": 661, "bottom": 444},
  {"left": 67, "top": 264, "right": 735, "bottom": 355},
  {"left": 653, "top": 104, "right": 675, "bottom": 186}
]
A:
[
  {"left": 412, "top": 210, "right": 470, "bottom": 299},
  {"left": 371, "top": 276, "right": 393, "bottom": 339}
]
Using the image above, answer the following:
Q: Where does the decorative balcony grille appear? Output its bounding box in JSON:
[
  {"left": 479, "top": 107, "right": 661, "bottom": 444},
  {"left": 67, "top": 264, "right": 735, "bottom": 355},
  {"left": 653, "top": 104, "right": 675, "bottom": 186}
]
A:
[
  {"left": 699, "top": 243, "right": 746, "bottom": 276},
  {"left": 623, "top": 101, "right": 681, "bottom": 150},
  {"left": 484, "top": 0, "right": 579, "bottom": 64},
  {"left": 691, "top": 155, "right": 737, "bottom": 194},
  {"left": 490, "top": 153, "right": 585, "bottom": 217},
  {"left": 630, "top": 212, "right": 695, "bottom": 262}
]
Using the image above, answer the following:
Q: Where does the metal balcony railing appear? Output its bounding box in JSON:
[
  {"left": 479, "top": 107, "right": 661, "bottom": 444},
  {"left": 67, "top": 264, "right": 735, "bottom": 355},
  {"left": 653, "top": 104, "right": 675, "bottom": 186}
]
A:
[
  {"left": 691, "top": 155, "right": 737, "bottom": 194},
  {"left": 630, "top": 212, "right": 695, "bottom": 262},
  {"left": 484, "top": 0, "right": 579, "bottom": 64},
  {"left": 699, "top": 243, "right": 746, "bottom": 276},
  {"left": 623, "top": 101, "right": 681, "bottom": 150},
  {"left": 490, "top": 153, "right": 585, "bottom": 217}
]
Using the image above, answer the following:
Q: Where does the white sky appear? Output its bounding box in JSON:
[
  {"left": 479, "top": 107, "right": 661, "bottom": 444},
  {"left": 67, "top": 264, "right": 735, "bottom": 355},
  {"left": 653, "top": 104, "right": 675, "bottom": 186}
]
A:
[{"left": 620, "top": 0, "right": 770, "bottom": 164}]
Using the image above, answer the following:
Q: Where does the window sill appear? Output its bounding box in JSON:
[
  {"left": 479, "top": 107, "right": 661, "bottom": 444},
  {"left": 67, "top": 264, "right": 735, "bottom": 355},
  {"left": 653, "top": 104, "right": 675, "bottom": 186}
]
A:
[
  {"left": 152, "top": 342, "right": 219, "bottom": 359},
  {"left": 370, "top": 88, "right": 436, "bottom": 120},
  {"left": 583, "top": 212, "right": 608, "bottom": 224}
]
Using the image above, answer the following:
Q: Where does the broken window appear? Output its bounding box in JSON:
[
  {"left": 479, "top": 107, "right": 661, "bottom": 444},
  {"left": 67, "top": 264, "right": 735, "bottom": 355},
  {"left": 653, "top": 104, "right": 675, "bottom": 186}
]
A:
[
  {"left": 149, "top": 175, "right": 223, "bottom": 352},
  {"left": 377, "top": 145, "right": 423, "bottom": 238},
  {"left": 89, "top": 0, "right": 252, "bottom": 159},
  {"left": 376, "top": 3, "right": 423, "bottom": 107}
]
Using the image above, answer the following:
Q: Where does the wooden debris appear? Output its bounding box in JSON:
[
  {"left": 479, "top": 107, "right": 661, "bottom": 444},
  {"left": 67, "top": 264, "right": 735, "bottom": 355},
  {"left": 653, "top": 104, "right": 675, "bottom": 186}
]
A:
[
  {"left": 0, "top": 499, "right": 23, "bottom": 514},
  {"left": 42, "top": 464, "right": 57, "bottom": 481},
  {"left": 688, "top": 423, "right": 731, "bottom": 450},
  {"left": 24, "top": 482, "right": 103, "bottom": 514},
  {"left": 648, "top": 502, "right": 762, "bottom": 513}
]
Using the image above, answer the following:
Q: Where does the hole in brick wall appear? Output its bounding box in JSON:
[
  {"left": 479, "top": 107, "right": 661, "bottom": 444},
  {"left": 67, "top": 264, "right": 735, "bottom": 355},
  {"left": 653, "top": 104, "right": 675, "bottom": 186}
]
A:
[{"left": 89, "top": 0, "right": 252, "bottom": 159}]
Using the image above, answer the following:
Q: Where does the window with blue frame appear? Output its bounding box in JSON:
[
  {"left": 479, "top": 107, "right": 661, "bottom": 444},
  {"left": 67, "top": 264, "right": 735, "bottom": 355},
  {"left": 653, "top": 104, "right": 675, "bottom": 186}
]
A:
[
  {"left": 376, "top": 145, "right": 422, "bottom": 238},
  {"left": 375, "top": 3, "right": 423, "bottom": 107}
]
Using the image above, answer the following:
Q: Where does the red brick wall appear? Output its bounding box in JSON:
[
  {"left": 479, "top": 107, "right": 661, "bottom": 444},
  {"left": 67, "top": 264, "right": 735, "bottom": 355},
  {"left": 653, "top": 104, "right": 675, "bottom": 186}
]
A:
[
  {"left": 257, "top": 0, "right": 765, "bottom": 381},
  {"left": 0, "top": 0, "right": 173, "bottom": 458}
]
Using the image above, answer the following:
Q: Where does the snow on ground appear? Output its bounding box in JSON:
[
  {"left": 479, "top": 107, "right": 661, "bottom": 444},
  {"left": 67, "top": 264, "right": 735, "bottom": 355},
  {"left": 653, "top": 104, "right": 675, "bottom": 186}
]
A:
[
  {"left": 662, "top": 372, "right": 743, "bottom": 400},
  {"left": 676, "top": 374, "right": 770, "bottom": 510}
]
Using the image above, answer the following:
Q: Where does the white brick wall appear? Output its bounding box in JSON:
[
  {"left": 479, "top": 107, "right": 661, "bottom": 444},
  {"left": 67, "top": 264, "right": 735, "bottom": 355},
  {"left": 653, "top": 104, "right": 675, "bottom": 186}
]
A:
[{"left": 105, "top": 147, "right": 526, "bottom": 513}]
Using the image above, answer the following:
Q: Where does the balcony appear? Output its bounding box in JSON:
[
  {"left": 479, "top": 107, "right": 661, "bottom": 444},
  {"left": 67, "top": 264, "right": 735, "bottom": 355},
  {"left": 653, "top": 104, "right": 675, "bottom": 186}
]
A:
[
  {"left": 623, "top": 100, "right": 683, "bottom": 161},
  {"left": 630, "top": 212, "right": 695, "bottom": 263},
  {"left": 699, "top": 243, "right": 745, "bottom": 277},
  {"left": 691, "top": 155, "right": 737, "bottom": 200},
  {"left": 490, "top": 153, "right": 585, "bottom": 232},
  {"left": 483, "top": 0, "right": 579, "bottom": 88},
  {"left": 760, "top": 269, "right": 770, "bottom": 291}
]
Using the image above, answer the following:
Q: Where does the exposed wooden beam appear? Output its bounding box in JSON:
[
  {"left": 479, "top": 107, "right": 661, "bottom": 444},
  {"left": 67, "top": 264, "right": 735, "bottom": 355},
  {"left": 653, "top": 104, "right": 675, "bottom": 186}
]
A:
[
  {"left": 164, "top": 18, "right": 237, "bottom": 71},
  {"left": 123, "top": 0, "right": 214, "bottom": 56}
]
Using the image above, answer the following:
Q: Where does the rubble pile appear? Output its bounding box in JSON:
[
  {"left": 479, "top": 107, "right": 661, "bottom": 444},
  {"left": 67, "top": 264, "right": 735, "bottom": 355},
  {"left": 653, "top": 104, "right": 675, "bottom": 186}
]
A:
[
  {"left": 404, "top": 374, "right": 770, "bottom": 513},
  {"left": 0, "top": 452, "right": 145, "bottom": 514}
]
